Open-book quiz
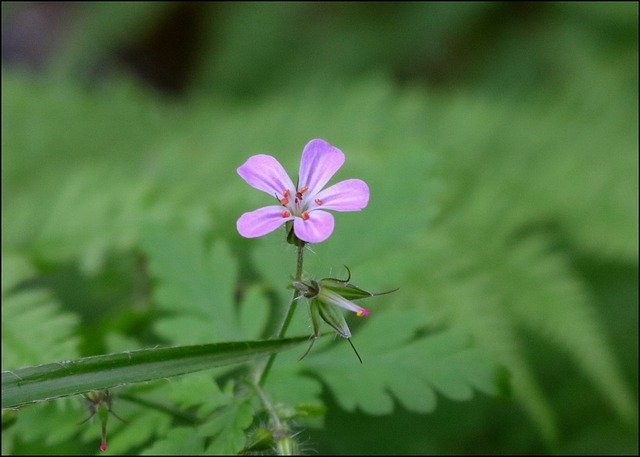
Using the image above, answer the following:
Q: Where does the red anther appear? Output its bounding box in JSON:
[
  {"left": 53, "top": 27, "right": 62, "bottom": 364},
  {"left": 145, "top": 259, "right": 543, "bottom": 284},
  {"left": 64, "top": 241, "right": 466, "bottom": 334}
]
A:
[
  {"left": 280, "top": 189, "right": 291, "bottom": 205},
  {"left": 301, "top": 211, "right": 309, "bottom": 221},
  {"left": 296, "top": 186, "right": 309, "bottom": 200},
  {"left": 314, "top": 198, "right": 323, "bottom": 206},
  {"left": 281, "top": 210, "right": 291, "bottom": 218}
]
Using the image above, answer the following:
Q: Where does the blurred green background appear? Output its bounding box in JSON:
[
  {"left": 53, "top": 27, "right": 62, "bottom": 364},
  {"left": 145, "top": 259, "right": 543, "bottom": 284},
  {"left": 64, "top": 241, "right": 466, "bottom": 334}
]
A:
[{"left": 2, "top": 2, "right": 638, "bottom": 455}]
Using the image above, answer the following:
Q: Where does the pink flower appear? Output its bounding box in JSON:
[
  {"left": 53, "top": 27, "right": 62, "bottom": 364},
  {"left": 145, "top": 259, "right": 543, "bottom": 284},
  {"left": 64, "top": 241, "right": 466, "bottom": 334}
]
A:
[{"left": 237, "top": 139, "right": 369, "bottom": 243}]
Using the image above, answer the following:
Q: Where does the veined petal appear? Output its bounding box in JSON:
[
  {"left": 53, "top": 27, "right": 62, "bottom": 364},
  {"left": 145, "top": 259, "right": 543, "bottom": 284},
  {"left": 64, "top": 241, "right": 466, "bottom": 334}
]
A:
[
  {"left": 319, "top": 289, "right": 370, "bottom": 317},
  {"left": 237, "top": 205, "right": 292, "bottom": 238},
  {"left": 311, "top": 179, "right": 369, "bottom": 212},
  {"left": 293, "top": 210, "right": 334, "bottom": 243},
  {"left": 237, "top": 154, "right": 295, "bottom": 198},
  {"left": 298, "top": 139, "right": 345, "bottom": 197}
]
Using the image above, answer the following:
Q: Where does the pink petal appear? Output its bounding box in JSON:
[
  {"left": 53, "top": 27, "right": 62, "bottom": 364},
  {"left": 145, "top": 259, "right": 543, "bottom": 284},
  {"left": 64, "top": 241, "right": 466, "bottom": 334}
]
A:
[
  {"left": 293, "top": 210, "right": 335, "bottom": 243},
  {"left": 311, "top": 179, "right": 369, "bottom": 212},
  {"left": 321, "top": 289, "right": 370, "bottom": 316},
  {"left": 237, "top": 154, "right": 295, "bottom": 198},
  {"left": 237, "top": 206, "right": 292, "bottom": 238},
  {"left": 298, "top": 139, "right": 345, "bottom": 197}
]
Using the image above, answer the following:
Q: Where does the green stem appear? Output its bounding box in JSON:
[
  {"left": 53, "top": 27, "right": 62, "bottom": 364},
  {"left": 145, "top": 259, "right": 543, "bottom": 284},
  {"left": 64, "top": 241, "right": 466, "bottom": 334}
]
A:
[
  {"left": 255, "top": 244, "right": 305, "bottom": 386},
  {"left": 253, "top": 382, "right": 284, "bottom": 433}
]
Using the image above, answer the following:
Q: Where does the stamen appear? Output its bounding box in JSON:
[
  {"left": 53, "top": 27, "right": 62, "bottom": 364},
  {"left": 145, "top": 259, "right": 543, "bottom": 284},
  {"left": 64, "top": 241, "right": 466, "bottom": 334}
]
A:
[
  {"left": 314, "top": 198, "right": 323, "bottom": 206},
  {"left": 281, "top": 210, "right": 291, "bottom": 218},
  {"left": 301, "top": 211, "right": 309, "bottom": 221},
  {"left": 280, "top": 189, "right": 290, "bottom": 206},
  {"left": 296, "top": 186, "right": 309, "bottom": 200},
  {"left": 356, "top": 308, "right": 369, "bottom": 317}
]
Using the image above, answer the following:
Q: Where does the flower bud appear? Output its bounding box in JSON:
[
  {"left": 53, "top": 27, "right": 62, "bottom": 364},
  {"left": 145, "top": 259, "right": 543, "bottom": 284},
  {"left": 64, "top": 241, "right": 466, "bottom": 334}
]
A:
[
  {"left": 314, "top": 297, "right": 351, "bottom": 338},
  {"left": 82, "top": 390, "right": 123, "bottom": 452},
  {"left": 276, "top": 435, "right": 300, "bottom": 456},
  {"left": 293, "top": 268, "right": 397, "bottom": 362}
]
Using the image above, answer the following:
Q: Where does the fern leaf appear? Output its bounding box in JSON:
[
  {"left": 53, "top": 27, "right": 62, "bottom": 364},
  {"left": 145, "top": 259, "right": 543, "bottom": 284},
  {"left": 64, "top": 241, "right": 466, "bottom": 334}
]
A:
[{"left": 1, "top": 255, "right": 79, "bottom": 369}]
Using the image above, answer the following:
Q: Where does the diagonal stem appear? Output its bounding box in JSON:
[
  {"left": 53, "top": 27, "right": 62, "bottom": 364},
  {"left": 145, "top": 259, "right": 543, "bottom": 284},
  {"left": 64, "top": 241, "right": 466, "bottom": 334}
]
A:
[{"left": 255, "top": 244, "right": 305, "bottom": 386}]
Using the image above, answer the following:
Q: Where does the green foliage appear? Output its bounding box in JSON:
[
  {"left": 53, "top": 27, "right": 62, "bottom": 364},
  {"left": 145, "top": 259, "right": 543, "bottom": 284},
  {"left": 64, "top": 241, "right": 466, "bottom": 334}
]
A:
[
  {"left": 140, "top": 427, "right": 205, "bottom": 455},
  {"left": 1, "top": 255, "right": 80, "bottom": 369},
  {"left": 278, "top": 308, "right": 503, "bottom": 415},
  {"left": 2, "top": 335, "right": 310, "bottom": 408},
  {"left": 141, "top": 227, "right": 270, "bottom": 345},
  {"left": 2, "top": 1, "right": 637, "bottom": 454},
  {"left": 136, "top": 376, "right": 254, "bottom": 455}
]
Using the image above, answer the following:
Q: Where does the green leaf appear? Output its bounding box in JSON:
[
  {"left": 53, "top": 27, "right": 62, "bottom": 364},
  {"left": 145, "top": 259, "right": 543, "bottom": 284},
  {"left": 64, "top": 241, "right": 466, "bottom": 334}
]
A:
[
  {"left": 142, "top": 227, "right": 270, "bottom": 345},
  {"left": 304, "top": 308, "right": 502, "bottom": 415},
  {"left": 158, "top": 372, "right": 227, "bottom": 418},
  {"left": 89, "top": 393, "right": 173, "bottom": 455},
  {"left": 141, "top": 427, "right": 205, "bottom": 455},
  {"left": 2, "top": 335, "right": 309, "bottom": 408},
  {"left": 199, "top": 384, "right": 255, "bottom": 455},
  {"left": 2, "top": 398, "right": 87, "bottom": 452},
  {"left": 1, "top": 255, "right": 80, "bottom": 369}
]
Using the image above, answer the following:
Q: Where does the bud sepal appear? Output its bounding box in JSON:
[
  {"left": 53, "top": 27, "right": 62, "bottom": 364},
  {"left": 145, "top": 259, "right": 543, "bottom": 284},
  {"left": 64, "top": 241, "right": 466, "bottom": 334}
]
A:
[{"left": 291, "top": 267, "right": 397, "bottom": 362}]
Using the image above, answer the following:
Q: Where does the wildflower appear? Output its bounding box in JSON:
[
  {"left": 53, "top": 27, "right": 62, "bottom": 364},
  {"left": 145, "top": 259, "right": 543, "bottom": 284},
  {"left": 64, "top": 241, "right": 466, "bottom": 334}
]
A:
[{"left": 237, "top": 139, "right": 369, "bottom": 243}]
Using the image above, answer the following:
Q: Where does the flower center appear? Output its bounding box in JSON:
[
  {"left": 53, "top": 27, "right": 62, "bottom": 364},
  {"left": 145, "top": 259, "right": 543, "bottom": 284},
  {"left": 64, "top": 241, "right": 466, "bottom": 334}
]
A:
[{"left": 279, "top": 186, "right": 321, "bottom": 219}]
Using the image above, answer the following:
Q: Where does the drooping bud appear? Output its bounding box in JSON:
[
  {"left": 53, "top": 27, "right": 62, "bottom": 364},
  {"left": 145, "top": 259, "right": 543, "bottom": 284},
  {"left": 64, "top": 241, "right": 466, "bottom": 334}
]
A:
[
  {"left": 82, "top": 390, "right": 123, "bottom": 453},
  {"left": 292, "top": 267, "right": 396, "bottom": 362},
  {"left": 314, "top": 298, "right": 351, "bottom": 339},
  {"left": 98, "top": 400, "right": 109, "bottom": 452}
]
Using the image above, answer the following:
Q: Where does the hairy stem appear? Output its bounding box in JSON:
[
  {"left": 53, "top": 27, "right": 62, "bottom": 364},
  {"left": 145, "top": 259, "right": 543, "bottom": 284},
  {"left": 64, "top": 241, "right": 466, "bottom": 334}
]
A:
[{"left": 253, "top": 382, "right": 284, "bottom": 433}]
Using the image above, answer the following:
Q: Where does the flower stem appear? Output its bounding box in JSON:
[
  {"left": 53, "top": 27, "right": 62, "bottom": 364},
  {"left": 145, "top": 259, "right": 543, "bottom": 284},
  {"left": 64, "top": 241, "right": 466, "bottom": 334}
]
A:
[
  {"left": 253, "top": 382, "right": 284, "bottom": 433},
  {"left": 255, "top": 244, "right": 305, "bottom": 386}
]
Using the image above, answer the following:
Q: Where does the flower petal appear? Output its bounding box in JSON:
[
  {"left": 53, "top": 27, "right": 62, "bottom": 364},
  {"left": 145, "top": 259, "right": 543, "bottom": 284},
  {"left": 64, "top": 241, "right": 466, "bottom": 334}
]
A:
[
  {"left": 293, "top": 210, "right": 334, "bottom": 243},
  {"left": 298, "top": 139, "right": 345, "bottom": 197},
  {"left": 311, "top": 179, "right": 369, "bottom": 212},
  {"left": 319, "top": 289, "right": 370, "bottom": 317},
  {"left": 237, "top": 205, "right": 292, "bottom": 238},
  {"left": 237, "top": 154, "right": 295, "bottom": 198}
]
